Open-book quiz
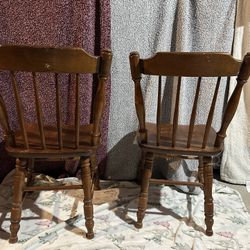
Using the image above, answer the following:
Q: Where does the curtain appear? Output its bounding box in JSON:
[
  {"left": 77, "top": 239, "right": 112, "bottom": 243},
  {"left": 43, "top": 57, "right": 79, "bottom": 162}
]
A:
[
  {"left": 221, "top": 0, "right": 250, "bottom": 184},
  {"left": 106, "top": 0, "right": 236, "bottom": 181},
  {"left": 0, "top": 0, "right": 111, "bottom": 181}
]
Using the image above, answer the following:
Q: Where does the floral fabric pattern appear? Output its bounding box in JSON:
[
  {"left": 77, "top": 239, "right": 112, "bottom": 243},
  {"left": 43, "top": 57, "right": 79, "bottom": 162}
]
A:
[{"left": 0, "top": 171, "right": 249, "bottom": 250}]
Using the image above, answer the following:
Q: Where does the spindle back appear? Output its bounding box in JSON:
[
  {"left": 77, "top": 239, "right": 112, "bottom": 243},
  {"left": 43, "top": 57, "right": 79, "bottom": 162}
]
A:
[
  {"left": 0, "top": 45, "right": 112, "bottom": 152},
  {"left": 130, "top": 52, "right": 250, "bottom": 150}
]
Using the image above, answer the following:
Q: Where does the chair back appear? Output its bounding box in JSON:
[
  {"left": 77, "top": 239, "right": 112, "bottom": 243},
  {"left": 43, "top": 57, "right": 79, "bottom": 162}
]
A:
[
  {"left": 0, "top": 45, "right": 112, "bottom": 150},
  {"left": 130, "top": 51, "right": 250, "bottom": 149}
]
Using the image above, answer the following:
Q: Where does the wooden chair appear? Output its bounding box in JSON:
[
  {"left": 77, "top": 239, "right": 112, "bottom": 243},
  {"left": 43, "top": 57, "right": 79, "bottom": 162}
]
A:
[
  {"left": 0, "top": 45, "right": 112, "bottom": 243},
  {"left": 129, "top": 51, "right": 250, "bottom": 236}
]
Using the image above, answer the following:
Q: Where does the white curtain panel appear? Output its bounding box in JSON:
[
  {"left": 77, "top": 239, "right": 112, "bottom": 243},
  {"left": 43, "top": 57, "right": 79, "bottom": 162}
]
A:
[{"left": 221, "top": 0, "right": 250, "bottom": 184}]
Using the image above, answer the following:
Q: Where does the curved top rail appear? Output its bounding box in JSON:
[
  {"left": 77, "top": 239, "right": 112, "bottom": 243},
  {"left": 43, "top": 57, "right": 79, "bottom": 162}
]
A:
[
  {"left": 0, "top": 45, "right": 99, "bottom": 73},
  {"left": 141, "top": 52, "right": 241, "bottom": 77}
]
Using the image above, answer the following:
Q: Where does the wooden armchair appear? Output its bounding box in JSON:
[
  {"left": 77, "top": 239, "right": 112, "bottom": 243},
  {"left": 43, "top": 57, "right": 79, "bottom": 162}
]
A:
[
  {"left": 0, "top": 45, "right": 112, "bottom": 243},
  {"left": 129, "top": 51, "right": 250, "bottom": 236}
]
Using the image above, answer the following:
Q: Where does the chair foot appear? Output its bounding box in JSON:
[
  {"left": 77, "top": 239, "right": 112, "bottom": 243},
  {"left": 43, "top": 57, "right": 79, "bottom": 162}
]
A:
[
  {"left": 86, "top": 232, "right": 94, "bottom": 239},
  {"left": 135, "top": 222, "right": 143, "bottom": 229},
  {"left": 136, "top": 152, "right": 154, "bottom": 230},
  {"left": 206, "top": 229, "right": 213, "bottom": 236},
  {"left": 9, "top": 236, "right": 18, "bottom": 244},
  {"left": 81, "top": 157, "right": 95, "bottom": 239},
  {"left": 10, "top": 158, "right": 26, "bottom": 244},
  {"left": 203, "top": 157, "right": 214, "bottom": 237}
]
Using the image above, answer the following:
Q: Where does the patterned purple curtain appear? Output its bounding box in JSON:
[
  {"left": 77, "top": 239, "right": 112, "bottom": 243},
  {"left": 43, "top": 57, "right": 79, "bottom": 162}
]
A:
[{"left": 0, "top": 0, "right": 111, "bottom": 182}]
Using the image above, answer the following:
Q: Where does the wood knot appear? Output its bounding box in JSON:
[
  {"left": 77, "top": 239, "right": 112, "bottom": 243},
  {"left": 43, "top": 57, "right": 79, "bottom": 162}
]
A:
[{"left": 45, "top": 63, "right": 51, "bottom": 70}]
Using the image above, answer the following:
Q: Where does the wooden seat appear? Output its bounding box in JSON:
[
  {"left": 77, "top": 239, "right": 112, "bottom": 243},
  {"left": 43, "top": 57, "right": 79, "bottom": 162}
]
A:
[
  {"left": 144, "top": 123, "right": 220, "bottom": 155},
  {"left": 7, "top": 123, "right": 95, "bottom": 157},
  {"left": 129, "top": 51, "right": 250, "bottom": 236},
  {"left": 0, "top": 45, "right": 112, "bottom": 243}
]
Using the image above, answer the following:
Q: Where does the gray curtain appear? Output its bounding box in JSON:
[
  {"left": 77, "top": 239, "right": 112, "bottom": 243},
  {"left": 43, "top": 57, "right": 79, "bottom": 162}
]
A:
[
  {"left": 106, "top": 0, "right": 236, "bottom": 184},
  {"left": 221, "top": 0, "right": 250, "bottom": 184}
]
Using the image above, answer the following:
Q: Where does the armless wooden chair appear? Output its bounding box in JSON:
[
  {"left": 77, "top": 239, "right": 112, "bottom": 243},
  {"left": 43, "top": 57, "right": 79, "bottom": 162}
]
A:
[
  {"left": 130, "top": 51, "right": 250, "bottom": 236},
  {"left": 0, "top": 45, "right": 112, "bottom": 243}
]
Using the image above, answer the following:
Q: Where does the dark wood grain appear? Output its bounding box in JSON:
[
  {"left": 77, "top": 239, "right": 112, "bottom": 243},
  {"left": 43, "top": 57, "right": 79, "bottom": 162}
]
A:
[
  {"left": 130, "top": 51, "right": 250, "bottom": 237},
  {"left": 55, "top": 73, "right": 63, "bottom": 149},
  {"left": 75, "top": 73, "right": 80, "bottom": 149},
  {"left": 129, "top": 52, "right": 147, "bottom": 143},
  {"left": 142, "top": 52, "right": 241, "bottom": 76},
  {"left": 0, "top": 45, "right": 99, "bottom": 73},
  {"left": 32, "top": 72, "right": 46, "bottom": 149},
  {"left": 187, "top": 77, "right": 201, "bottom": 148},
  {"left": 0, "top": 94, "right": 14, "bottom": 145},
  {"left": 202, "top": 77, "right": 221, "bottom": 148},
  {"left": 0, "top": 45, "right": 112, "bottom": 243},
  {"left": 156, "top": 76, "right": 162, "bottom": 146},
  {"left": 172, "top": 76, "right": 181, "bottom": 147},
  {"left": 215, "top": 53, "right": 250, "bottom": 146},
  {"left": 11, "top": 72, "right": 29, "bottom": 149},
  {"left": 91, "top": 49, "right": 112, "bottom": 146}
]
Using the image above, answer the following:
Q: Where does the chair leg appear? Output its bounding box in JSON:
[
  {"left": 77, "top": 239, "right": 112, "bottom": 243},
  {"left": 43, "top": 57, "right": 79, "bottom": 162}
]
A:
[
  {"left": 9, "top": 158, "right": 27, "bottom": 243},
  {"left": 27, "top": 159, "right": 34, "bottom": 186},
  {"left": 203, "top": 157, "right": 214, "bottom": 236},
  {"left": 136, "top": 150, "right": 146, "bottom": 185},
  {"left": 90, "top": 154, "right": 100, "bottom": 190},
  {"left": 80, "top": 156, "right": 94, "bottom": 239},
  {"left": 135, "top": 152, "right": 154, "bottom": 229},
  {"left": 198, "top": 156, "right": 204, "bottom": 186}
]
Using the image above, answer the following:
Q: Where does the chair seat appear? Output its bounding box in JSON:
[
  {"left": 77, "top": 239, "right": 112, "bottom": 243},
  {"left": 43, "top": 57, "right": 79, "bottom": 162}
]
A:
[
  {"left": 0, "top": 46, "right": 112, "bottom": 243},
  {"left": 129, "top": 51, "right": 250, "bottom": 237},
  {"left": 139, "top": 123, "right": 222, "bottom": 156},
  {"left": 5, "top": 123, "right": 97, "bottom": 158}
]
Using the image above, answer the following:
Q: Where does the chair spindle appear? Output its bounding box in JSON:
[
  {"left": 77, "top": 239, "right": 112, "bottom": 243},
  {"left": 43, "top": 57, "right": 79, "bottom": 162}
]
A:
[
  {"left": 32, "top": 72, "right": 46, "bottom": 149},
  {"left": 75, "top": 73, "right": 80, "bottom": 149},
  {"left": 187, "top": 77, "right": 202, "bottom": 148},
  {"left": 156, "top": 76, "right": 162, "bottom": 146},
  {"left": 202, "top": 77, "right": 221, "bottom": 148},
  {"left": 11, "top": 72, "right": 29, "bottom": 149},
  {"left": 55, "top": 73, "right": 63, "bottom": 149},
  {"left": 172, "top": 76, "right": 181, "bottom": 147}
]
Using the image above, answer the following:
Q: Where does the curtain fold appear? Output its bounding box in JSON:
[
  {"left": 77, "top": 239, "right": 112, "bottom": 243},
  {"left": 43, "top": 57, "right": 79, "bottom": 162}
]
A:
[
  {"left": 106, "top": 0, "right": 236, "bottom": 181},
  {"left": 0, "top": 0, "right": 111, "bottom": 180},
  {"left": 221, "top": 0, "right": 250, "bottom": 184}
]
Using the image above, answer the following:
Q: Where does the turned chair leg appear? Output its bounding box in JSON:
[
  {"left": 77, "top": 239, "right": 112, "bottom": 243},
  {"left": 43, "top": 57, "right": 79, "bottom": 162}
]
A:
[
  {"left": 136, "top": 150, "right": 146, "bottom": 185},
  {"left": 203, "top": 157, "right": 214, "bottom": 236},
  {"left": 80, "top": 156, "right": 94, "bottom": 239},
  {"left": 90, "top": 154, "right": 100, "bottom": 190},
  {"left": 9, "top": 158, "right": 27, "bottom": 243},
  {"left": 27, "top": 159, "right": 34, "bottom": 186},
  {"left": 135, "top": 152, "right": 154, "bottom": 229},
  {"left": 198, "top": 156, "right": 204, "bottom": 186}
]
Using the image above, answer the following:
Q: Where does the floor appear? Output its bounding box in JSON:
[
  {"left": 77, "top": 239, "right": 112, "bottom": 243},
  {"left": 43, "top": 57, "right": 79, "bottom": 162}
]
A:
[
  {"left": 1, "top": 175, "right": 250, "bottom": 249},
  {"left": 214, "top": 169, "right": 250, "bottom": 212}
]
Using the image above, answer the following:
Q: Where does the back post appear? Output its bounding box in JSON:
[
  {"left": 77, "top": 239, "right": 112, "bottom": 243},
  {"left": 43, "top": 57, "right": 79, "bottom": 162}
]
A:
[
  {"left": 129, "top": 52, "right": 147, "bottom": 143},
  {"left": 215, "top": 53, "right": 250, "bottom": 147},
  {"left": 91, "top": 49, "right": 112, "bottom": 146},
  {"left": 0, "top": 95, "right": 14, "bottom": 145}
]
